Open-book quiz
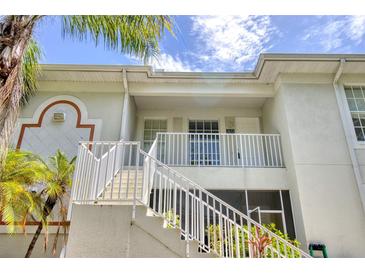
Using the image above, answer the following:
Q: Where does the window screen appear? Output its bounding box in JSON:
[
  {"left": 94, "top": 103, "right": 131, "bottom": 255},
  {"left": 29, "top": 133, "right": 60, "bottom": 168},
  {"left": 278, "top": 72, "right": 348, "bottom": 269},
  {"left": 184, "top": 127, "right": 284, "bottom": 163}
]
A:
[{"left": 344, "top": 86, "right": 365, "bottom": 141}]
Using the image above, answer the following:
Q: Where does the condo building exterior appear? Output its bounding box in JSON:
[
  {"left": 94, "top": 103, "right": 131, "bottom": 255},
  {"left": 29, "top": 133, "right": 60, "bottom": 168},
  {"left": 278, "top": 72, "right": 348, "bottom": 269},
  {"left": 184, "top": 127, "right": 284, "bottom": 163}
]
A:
[{"left": 2, "top": 53, "right": 365, "bottom": 257}]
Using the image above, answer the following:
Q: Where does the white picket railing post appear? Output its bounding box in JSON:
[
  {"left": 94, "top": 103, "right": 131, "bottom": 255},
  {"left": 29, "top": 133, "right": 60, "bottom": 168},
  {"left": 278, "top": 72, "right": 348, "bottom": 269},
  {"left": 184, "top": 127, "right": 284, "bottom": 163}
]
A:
[
  {"left": 154, "top": 133, "right": 284, "bottom": 168},
  {"left": 185, "top": 183, "right": 190, "bottom": 258},
  {"left": 132, "top": 142, "right": 140, "bottom": 220},
  {"left": 67, "top": 143, "right": 83, "bottom": 220},
  {"left": 93, "top": 155, "right": 101, "bottom": 202}
]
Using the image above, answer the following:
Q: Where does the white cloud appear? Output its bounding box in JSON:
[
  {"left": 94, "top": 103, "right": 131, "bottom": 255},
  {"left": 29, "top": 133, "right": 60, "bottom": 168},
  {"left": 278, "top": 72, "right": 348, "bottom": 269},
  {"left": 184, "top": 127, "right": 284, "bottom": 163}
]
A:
[
  {"left": 148, "top": 53, "right": 197, "bottom": 72},
  {"left": 190, "top": 16, "right": 277, "bottom": 71},
  {"left": 303, "top": 16, "right": 365, "bottom": 51},
  {"left": 348, "top": 16, "right": 365, "bottom": 43}
]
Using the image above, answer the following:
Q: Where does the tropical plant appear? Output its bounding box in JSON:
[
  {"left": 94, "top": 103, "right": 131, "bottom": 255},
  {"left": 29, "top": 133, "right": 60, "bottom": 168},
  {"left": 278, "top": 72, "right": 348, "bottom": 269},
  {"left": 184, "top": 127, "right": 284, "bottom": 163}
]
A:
[
  {"left": 163, "top": 209, "right": 180, "bottom": 229},
  {"left": 263, "top": 223, "right": 301, "bottom": 258},
  {"left": 207, "top": 222, "right": 301, "bottom": 258},
  {"left": 0, "top": 15, "right": 173, "bottom": 168},
  {"left": 0, "top": 149, "right": 48, "bottom": 233},
  {"left": 25, "top": 149, "right": 76, "bottom": 258},
  {"left": 247, "top": 226, "right": 272, "bottom": 258},
  {"left": 207, "top": 224, "right": 223, "bottom": 255}
]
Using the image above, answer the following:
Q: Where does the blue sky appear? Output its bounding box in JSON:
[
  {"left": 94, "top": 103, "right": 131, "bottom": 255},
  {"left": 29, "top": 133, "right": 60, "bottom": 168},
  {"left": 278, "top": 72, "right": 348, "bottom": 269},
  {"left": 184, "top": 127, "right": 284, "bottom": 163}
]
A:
[{"left": 34, "top": 15, "right": 365, "bottom": 72}]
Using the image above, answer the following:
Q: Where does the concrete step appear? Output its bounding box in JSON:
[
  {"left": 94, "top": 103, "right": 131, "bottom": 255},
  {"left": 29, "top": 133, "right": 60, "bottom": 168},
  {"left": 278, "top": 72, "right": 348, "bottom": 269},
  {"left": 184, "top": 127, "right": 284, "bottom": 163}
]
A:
[
  {"left": 112, "top": 177, "right": 143, "bottom": 180},
  {"left": 104, "top": 186, "right": 143, "bottom": 192},
  {"left": 135, "top": 207, "right": 219, "bottom": 258},
  {"left": 134, "top": 207, "right": 188, "bottom": 257},
  {"left": 194, "top": 251, "right": 219, "bottom": 258},
  {"left": 107, "top": 180, "right": 143, "bottom": 188}
]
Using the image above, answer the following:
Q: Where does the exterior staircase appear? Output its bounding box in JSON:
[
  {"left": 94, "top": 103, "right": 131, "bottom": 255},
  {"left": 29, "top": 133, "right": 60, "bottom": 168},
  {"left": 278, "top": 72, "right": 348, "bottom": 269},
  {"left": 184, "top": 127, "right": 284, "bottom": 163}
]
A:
[
  {"left": 99, "top": 168, "right": 143, "bottom": 202},
  {"left": 66, "top": 203, "right": 217, "bottom": 257},
  {"left": 67, "top": 140, "right": 311, "bottom": 258},
  {"left": 133, "top": 206, "right": 217, "bottom": 258}
]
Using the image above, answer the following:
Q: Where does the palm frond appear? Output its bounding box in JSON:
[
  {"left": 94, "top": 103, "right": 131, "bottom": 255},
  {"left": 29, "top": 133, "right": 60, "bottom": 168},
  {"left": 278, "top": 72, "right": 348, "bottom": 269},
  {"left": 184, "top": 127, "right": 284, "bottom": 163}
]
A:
[
  {"left": 47, "top": 150, "right": 75, "bottom": 189},
  {"left": 0, "top": 150, "right": 48, "bottom": 232},
  {"left": 1, "top": 149, "right": 49, "bottom": 183},
  {"left": 20, "top": 39, "right": 41, "bottom": 106},
  {"left": 0, "top": 180, "right": 34, "bottom": 232},
  {"left": 61, "top": 16, "right": 173, "bottom": 62}
]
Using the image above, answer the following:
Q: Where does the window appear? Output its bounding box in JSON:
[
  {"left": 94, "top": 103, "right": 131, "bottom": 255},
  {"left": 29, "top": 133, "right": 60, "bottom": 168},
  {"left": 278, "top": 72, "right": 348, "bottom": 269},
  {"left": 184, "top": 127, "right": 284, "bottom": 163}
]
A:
[
  {"left": 143, "top": 119, "right": 167, "bottom": 152},
  {"left": 188, "top": 120, "right": 220, "bottom": 165},
  {"left": 188, "top": 120, "right": 219, "bottom": 134},
  {"left": 208, "top": 190, "right": 296, "bottom": 239},
  {"left": 344, "top": 86, "right": 365, "bottom": 141}
]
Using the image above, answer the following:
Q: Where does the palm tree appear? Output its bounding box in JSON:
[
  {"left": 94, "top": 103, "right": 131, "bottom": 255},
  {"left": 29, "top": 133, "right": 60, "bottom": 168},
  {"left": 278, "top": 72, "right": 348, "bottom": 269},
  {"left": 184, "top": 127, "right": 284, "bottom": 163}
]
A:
[
  {"left": 0, "top": 15, "right": 173, "bottom": 168},
  {"left": 0, "top": 149, "right": 48, "bottom": 233},
  {"left": 25, "top": 149, "right": 76, "bottom": 258}
]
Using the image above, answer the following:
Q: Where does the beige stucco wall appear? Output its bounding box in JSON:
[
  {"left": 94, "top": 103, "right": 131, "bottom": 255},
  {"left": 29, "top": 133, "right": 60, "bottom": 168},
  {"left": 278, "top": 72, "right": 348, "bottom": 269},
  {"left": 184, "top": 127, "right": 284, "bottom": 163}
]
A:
[
  {"left": 0, "top": 234, "right": 64, "bottom": 258},
  {"left": 11, "top": 80, "right": 124, "bottom": 153},
  {"left": 135, "top": 107, "right": 262, "bottom": 145},
  {"left": 66, "top": 204, "right": 197, "bottom": 258},
  {"left": 121, "top": 94, "right": 137, "bottom": 141},
  {"left": 173, "top": 167, "right": 288, "bottom": 190},
  {"left": 0, "top": 225, "right": 65, "bottom": 258},
  {"left": 129, "top": 82, "right": 275, "bottom": 97},
  {"left": 263, "top": 74, "right": 365, "bottom": 257},
  {"left": 262, "top": 85, "right": 307, "bottom": 248}
]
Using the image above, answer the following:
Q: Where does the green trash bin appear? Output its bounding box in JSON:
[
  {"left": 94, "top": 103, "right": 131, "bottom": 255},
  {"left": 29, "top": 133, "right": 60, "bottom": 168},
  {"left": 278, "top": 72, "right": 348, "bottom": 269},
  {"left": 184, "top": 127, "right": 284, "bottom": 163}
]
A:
[{"left": 309, "top": 243, "right": 328, "bottom": 258}]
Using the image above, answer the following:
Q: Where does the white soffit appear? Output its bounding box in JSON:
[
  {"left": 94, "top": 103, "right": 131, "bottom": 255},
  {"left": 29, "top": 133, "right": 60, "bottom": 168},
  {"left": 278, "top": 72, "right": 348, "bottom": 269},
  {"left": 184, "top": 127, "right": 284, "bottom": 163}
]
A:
[
  {"left": 38, "top": 54, "right": 365, "bottom": 84},
  {"left": 134, "top": 96, "right": 266, "bottom": 110}
]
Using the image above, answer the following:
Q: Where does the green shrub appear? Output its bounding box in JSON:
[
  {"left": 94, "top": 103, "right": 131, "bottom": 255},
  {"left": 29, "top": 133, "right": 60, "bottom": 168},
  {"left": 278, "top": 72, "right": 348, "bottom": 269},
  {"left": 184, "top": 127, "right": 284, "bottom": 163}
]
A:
[{"left": 163, "top": 210, "right": 180, "bottom": 229}]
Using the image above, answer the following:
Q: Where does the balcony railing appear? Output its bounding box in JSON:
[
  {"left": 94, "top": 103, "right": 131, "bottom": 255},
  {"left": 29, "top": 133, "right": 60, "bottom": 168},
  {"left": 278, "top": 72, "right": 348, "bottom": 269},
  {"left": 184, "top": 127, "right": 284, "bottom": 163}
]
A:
[{"left": 155, "top": 133, "right": 284, "bottom": 168}]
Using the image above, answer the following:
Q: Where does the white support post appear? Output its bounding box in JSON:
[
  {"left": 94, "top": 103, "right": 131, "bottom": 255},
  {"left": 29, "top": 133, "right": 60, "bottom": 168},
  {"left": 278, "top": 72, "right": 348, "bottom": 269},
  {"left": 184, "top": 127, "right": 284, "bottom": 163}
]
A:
[{"left": 132, "top": 143, "right": 140, "bottom": 220}]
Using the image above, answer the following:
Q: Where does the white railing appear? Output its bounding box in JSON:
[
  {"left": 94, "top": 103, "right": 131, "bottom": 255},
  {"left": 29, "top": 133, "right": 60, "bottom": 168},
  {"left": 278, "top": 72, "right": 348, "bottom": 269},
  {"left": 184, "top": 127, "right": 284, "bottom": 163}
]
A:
[
  {"left": 69, "top": 141, "right": 141, "bottom": 204},
  {"left": 69, "top": 140, "right": 310, "bottom": 258},
  {"left": 142, "top": 138, "right": 158, "bottom": 204},
  {"left": 156, "top": 133, "right": 284, "bottom": 167}
]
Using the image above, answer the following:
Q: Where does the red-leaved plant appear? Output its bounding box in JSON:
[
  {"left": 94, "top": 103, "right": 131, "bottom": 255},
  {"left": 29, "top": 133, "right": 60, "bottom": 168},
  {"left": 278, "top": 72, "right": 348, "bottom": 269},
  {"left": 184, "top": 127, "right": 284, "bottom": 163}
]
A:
[{"left": 247, "top": 227, "right": 272, "bottom": 258}]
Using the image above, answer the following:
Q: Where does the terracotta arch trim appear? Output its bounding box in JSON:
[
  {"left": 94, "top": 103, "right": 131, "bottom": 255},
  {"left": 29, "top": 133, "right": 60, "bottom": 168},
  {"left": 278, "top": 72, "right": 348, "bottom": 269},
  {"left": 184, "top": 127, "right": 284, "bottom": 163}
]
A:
[{"left": 16, "top": 100, "right": 95, "bottom": 149}]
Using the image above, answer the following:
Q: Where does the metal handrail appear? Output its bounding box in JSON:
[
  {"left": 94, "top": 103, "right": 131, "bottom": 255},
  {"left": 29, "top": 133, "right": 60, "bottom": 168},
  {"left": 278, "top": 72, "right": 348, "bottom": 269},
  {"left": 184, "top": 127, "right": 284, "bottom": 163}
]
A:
[
  {"left": 156, "top": 132, "right": 282, "bottom": 136},
  {"left": 139, "top": 149, "right": 310, "bottom": 258}
]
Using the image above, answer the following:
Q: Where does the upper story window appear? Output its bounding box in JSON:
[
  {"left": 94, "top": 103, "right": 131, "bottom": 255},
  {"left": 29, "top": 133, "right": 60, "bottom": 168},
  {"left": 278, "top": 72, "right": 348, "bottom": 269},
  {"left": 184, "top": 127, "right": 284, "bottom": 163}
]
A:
[
  {"left": 344, "top": 86, "right": 365, "bottom": 141},
  {"left": 143, "top": 119, "right": 167, "bottom": 151},
  {"left": 188, "top": 120, "right": 219, "bottom": 134}
]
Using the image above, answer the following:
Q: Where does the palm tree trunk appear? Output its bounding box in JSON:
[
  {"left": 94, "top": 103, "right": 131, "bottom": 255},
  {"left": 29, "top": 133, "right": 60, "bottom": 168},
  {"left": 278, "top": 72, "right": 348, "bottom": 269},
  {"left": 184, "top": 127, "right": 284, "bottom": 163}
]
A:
[
  {"left": 0, "top": 16, "right": 40, "bottom": 169},
  {"left": 25, "top": 195, "right": 57, "bottom": 258}
]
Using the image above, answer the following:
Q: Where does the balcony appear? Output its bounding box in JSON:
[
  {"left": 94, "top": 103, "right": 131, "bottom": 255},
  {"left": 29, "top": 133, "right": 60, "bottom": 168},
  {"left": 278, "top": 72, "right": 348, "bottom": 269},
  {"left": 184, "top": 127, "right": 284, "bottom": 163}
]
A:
[{"left": 154, "top": 133, "right": 284, "bottom": 168}]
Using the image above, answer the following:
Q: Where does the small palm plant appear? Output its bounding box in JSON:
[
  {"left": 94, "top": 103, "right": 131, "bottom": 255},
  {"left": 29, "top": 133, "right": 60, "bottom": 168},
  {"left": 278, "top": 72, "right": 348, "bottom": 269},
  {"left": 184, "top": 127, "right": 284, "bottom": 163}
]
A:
[
  {"left": 25, "top": 150, "right": 76, "bottom": 258},
  {"left": 0, "top": 149, "right": 48, "bottom": 233}
]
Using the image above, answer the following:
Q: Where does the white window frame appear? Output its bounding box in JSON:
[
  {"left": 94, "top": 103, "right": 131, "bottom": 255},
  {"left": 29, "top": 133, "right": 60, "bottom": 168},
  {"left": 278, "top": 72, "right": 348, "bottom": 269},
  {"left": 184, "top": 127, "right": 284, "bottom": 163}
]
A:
[
  {"left": 183, "top": 116, "right": 223, "bottom": 133},
  {"left": 143, "top": 118, "right": 168, "bottom": 151},
  {"left": 340, "top": 83, "right": 365, "bottom": 148}
]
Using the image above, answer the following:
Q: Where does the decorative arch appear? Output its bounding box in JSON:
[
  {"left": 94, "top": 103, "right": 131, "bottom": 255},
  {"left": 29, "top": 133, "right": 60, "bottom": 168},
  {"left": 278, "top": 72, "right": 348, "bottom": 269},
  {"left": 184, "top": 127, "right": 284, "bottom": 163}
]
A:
[{"left": 16, "top": 96, "right": 98, "bottom": 149}]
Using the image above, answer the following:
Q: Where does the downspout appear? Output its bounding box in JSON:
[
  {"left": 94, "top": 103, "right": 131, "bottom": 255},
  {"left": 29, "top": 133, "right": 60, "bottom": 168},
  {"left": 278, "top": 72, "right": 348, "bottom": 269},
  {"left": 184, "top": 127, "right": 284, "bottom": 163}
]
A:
[
  {"left": 333, "top": 59, "right": 365, "bottom": 213},
  {"left": 120, "top": 68, "right": 130, "bottom": 140}
]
